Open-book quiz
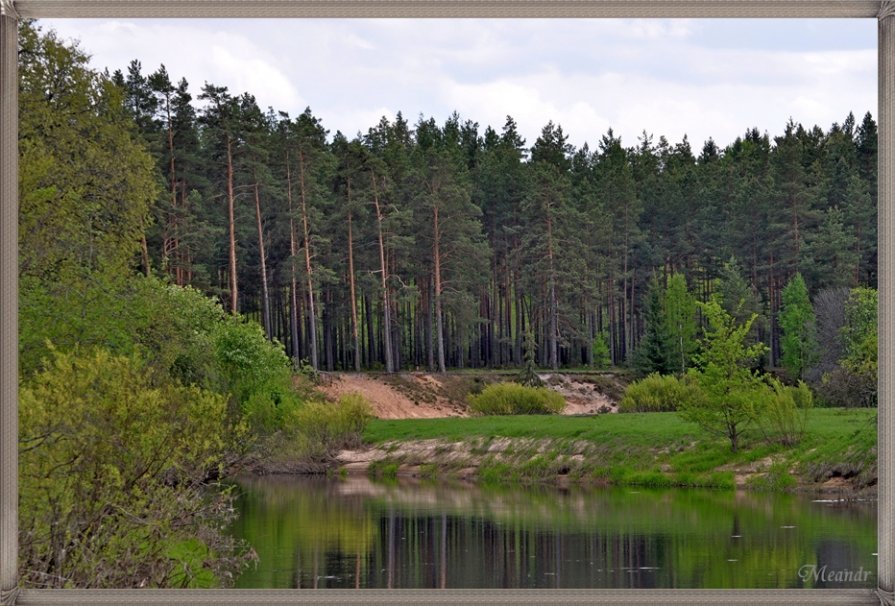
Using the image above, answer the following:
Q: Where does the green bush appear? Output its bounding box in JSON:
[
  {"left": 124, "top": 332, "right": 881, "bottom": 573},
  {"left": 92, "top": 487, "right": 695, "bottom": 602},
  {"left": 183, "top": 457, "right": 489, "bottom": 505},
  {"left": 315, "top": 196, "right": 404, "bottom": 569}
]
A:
[
  {"left": 753, "top": 378, "right": 813, "bottom": 447},
  {"left": 619, "top": 373, "right": 702, "bottom": 412},
  {"left": 467, "top": 382, "right": 564, "bottom": 415},
  {"left": 18, "top": 347, "right": 251, "bottom": 588},
  {"left": 746, "top": 461, "right": 796, "bottom": 491},
  {"left": 283, "top": 394, "right": 374, "bottom": 460}
]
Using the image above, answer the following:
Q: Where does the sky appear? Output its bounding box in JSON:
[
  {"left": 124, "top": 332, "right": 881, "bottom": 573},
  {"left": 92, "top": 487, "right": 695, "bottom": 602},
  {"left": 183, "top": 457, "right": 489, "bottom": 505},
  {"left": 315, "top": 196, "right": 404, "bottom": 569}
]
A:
[{"left": 38, "top": 18, "right": 877, "bottom": 151}]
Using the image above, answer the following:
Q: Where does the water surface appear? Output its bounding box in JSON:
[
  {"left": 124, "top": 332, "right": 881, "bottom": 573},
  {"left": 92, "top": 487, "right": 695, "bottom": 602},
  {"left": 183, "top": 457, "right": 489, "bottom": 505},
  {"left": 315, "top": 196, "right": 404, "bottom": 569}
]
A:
[{"left": 229, "top": 476, "right": 876, "bottom": 589}]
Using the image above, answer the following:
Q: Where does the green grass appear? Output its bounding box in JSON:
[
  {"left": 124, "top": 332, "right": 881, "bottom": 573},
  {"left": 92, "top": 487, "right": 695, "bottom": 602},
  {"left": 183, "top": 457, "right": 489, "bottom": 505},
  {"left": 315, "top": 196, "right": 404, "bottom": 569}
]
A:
[
  {"left": 363, "top": 408, "right": 877, "bottom": 490},
  {"left": 366, "top": 411, "right": 699, "bottom": 445},
  {"left": 365, "top": 408, "right": 874, "bottom": 448}
]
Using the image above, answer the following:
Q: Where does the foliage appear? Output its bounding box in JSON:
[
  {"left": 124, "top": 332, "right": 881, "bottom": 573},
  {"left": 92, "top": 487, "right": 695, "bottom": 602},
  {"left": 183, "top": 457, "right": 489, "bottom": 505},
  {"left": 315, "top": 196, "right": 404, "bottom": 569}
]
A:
[
  {"left": 18, "top": 347, "right": 252, "bottom": 588},
  {"left": 19, "top": 22, "right": 157, "bottom": 281},
  {"left": 104, "top": 45, "right": 878, "bottom": 375},
  {"left": 213, "top": 315, "right": 297, "bottom": 420},
  {"left": 780, "top": 273, "right": 819, "bottom": 380},
  {"left": 678, "top": 299, "right": 768, "bottom": 452},
  {"left": 842, "top": 288, "right": 878, "bottom": 376},
  {"left": 591, "top": 332, "right": 612, "bottom": 369},
  {"left": 746, "top": 461, "right": 797, "bottom": 491},
  {"left": 834, "top": 287, "right": 878, "bottom": 407},
  {"left": 753, "top": 378, "right": 813, "bottom": 446},
  {"left": 517, "top": 331, "right": 543, "bottom": 387},
  {"left": 468, "top": 382, "right": 565, "bottom": 415},
  {"left": 619, "top": 373, "right": 703, "bottom": 413},
  {"left": 279, "top": 394, "right": 373, "bottom": 460},
  {"left": 716, "top": 257, "right": 766, "bottom": 365},
  {"left": 663, "top": 274, "right": 698, "bottom": 374},
  {"left": 634, "top": 275, "right": 673, "bottom": 375}
]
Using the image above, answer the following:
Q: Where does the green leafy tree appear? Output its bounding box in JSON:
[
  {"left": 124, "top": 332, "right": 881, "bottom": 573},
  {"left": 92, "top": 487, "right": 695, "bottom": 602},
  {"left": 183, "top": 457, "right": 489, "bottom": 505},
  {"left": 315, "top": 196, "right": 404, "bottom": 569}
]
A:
[
  {"left": 19, "top": 23, "right": 157, "bottom": 281},
  {"left": 680, "top": 298, "right": 768, "bottom": 452},
  {"left": 780, "top": 273, "right": 819, "bottom": 380},
  {"left": 591, "top": 332, "right": 611, "bottom": 369},
  {"left": 838, "top": 287, "right": 877, "bottom": 406},
  {"left": 663, "top": 273, "right": 698, "bottom": 374}
]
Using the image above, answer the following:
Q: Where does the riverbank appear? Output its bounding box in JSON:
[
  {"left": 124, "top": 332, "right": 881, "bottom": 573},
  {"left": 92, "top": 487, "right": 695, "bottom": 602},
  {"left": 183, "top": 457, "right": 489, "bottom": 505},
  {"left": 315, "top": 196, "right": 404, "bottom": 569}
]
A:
[{"left": 335, "top": 409, "right": 877, "bottom": 496}]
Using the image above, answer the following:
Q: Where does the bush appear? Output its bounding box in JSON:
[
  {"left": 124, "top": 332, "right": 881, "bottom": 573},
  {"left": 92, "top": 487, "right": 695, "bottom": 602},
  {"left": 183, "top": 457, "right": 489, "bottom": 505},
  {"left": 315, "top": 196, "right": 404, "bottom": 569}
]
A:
[
  {"left": 746, "top": 461, "right": 796, "bottom": 491},
  {"left": 18, "top": 347, "right": 251, "bottom": 588},
  {"left": 817, "top": 366, "right": 877, "bottom": 408},
  {"left": 619, "top": 373, "right": 702, "bottom": 412},
  {"left": 282, "top": 394, "right": 374, "bottom": 460},
  {"left": 467, "top": 382, "right": 564, "bottom": 415},
  {"left": 753, "top": 378, "right": 813, "bottom": 447}
]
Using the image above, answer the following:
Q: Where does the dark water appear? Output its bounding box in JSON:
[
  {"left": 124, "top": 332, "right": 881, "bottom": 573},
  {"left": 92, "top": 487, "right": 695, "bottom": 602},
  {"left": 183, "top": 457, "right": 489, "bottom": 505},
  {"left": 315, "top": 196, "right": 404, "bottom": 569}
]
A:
[{"left": 229, "top": 476, "right": 876, "bottom": 589}]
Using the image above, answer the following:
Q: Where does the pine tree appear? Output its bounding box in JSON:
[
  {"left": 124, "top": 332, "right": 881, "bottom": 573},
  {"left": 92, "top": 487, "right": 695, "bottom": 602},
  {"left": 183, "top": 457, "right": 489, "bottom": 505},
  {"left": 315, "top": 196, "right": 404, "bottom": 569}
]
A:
[
  {"left": 780, "top": 273, "right": 819, "bottom": 380},
  {"left": 518, "top": 330, "right": 542, "bottom": 387},
  {"left": 634, "top": 275, "right": 672, "bottom": 375},
  {"left": 198, "top": 83, "right": 241, "bottom": 314}
]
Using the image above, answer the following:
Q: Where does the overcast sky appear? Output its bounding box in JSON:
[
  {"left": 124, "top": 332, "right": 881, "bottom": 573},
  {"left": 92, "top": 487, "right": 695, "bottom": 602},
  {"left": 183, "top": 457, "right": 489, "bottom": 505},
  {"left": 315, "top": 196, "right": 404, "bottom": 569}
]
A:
[{"left": 39, "top": 18, "right": 877, "bottom": 151}]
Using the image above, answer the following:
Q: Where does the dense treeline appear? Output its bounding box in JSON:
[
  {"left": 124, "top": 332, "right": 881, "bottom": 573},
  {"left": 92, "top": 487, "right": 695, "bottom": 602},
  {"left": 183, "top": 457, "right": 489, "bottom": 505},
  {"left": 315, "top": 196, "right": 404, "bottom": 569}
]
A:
[{"left": 116, "top": 59, "right": 878, "bottom": 373}]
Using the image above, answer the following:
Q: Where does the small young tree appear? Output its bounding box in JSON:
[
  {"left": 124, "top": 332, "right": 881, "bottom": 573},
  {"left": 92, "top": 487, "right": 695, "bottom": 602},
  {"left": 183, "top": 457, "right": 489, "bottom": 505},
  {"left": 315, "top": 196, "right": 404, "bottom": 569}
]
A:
[
  {"left": 679, "top": 298, "right": 768, "bottom": 452},
  {"left": 591, "top": 331, "right": 611, "bottom": 369},
  {"left": 780, "top": 273, "right": 819, "bottom": 380},
  {"left": 518, "top": 330, "right": 543, "bottom": 387},
  {"left": 663, "top": 273, "right": 698, "bottom": 374}
]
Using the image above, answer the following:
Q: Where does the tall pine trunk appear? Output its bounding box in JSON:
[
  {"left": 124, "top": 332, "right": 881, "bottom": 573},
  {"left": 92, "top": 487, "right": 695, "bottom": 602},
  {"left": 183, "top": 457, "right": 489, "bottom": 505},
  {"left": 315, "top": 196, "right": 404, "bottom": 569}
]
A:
[
  {"left": 297, "top": 150, "right": 319, "bottom": 370},
  {"left": 433, "top": 204, "right": 447, "bottom": 373},
  {"left": 226, "top": 136, "right": 238, "bottom": 314},
  {"left": 164, "top": 98, "right": 178, "bottom": 283},
  {"left": 372, "top": 175, "right": 394, "bottom": 372},
  {"left": 546, "top": 211, "right": 559, "bottom": 370},
  {"left": 253, "top": 181, "right": 272, "bottom": 339},
  {"left": 346, "top": 180, "right": 361, "bottom": 371},
  {"left": 285, "top": 153, "right": 301, "bottom": 365}
]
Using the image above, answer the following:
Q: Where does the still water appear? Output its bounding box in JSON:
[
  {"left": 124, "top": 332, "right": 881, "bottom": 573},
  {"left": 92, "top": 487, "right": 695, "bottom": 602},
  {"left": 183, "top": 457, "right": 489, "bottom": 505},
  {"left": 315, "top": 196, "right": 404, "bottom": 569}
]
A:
[{"left": 229, "top": 476, "right": 876, "bottom": 589}]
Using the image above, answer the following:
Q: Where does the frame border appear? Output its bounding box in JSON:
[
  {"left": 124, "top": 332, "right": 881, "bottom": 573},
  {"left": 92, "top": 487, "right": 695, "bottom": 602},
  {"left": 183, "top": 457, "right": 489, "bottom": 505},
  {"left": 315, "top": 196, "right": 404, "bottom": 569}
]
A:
[{"left": 1, "top": 2, "right": 892, "bottom": 605}]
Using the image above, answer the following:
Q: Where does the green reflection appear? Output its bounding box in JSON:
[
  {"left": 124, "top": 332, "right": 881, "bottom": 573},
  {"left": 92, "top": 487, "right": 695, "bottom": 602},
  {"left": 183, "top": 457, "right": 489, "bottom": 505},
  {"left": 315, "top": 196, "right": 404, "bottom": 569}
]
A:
[{"left": 229, "top": 476, "right": 876, "bottom": 589}]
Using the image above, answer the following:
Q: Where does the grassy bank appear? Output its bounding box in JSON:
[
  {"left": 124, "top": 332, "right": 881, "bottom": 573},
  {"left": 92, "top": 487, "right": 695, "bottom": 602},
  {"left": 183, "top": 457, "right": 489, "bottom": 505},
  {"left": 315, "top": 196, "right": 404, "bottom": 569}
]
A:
[{"left": 358, "top": 408, "right": 876, "bottom": 492}]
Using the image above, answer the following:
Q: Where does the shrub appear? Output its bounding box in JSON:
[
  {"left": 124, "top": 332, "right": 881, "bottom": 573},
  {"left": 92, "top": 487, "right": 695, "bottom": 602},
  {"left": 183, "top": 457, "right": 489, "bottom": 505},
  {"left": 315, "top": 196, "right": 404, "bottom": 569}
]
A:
[
  {"left": 282, "top": 394, "right": 374, "bottom": 460},
  {"left": 18, "top": 347, "right": 251, "bottom": 588},
  {"left": 746, "top": 461, "right": 796, "bottom": 491},
  {"left": 467, "top": 382, "right": 564, "bottom": 415},
  {"left": 817, "top": 366, "right": 877, "bottom": 408},
  {"left": 753, "top": 378, "right": 813, "bottom": 446},
  {"left": 619, "top": 373, "right": 702, "bottom": 412}
]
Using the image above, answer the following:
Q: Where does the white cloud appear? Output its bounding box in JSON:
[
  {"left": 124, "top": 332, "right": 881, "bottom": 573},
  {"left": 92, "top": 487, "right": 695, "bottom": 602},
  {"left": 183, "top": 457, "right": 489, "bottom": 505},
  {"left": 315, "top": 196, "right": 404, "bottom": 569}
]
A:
[
  {"left": 39, "top": 18, "right": 875, "bottom": 151},
  {"left": 43, "top": 20, "right": 306, "bottom": 114}
]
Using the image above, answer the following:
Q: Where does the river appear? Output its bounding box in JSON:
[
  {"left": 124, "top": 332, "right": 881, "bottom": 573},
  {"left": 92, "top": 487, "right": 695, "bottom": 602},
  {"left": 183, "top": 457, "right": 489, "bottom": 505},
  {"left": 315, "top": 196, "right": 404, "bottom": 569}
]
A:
[{"left": 228, "top": 476, "right": 876, "bottom": 589}]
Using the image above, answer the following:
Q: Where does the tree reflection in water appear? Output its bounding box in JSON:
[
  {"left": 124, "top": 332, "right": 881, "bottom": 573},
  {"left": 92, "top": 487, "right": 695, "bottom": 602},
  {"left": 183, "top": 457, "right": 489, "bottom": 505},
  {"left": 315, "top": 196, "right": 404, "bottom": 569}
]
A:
[{"left": 229, "top": 476, "right": 876, "bottom": 589}]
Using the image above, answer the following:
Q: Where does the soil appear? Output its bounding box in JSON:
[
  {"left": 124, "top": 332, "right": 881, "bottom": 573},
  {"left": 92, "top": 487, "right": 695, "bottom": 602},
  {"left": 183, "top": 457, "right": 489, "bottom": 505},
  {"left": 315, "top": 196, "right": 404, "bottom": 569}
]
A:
[
  {"left": 318, "top": 373, "right": 468, "bottom": 419},
  {"left": 537, "top": 373, "right": 618, "bottom": 414},
  {"left": 316, "top": 371, "right": 623, "bottom": 419}
]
